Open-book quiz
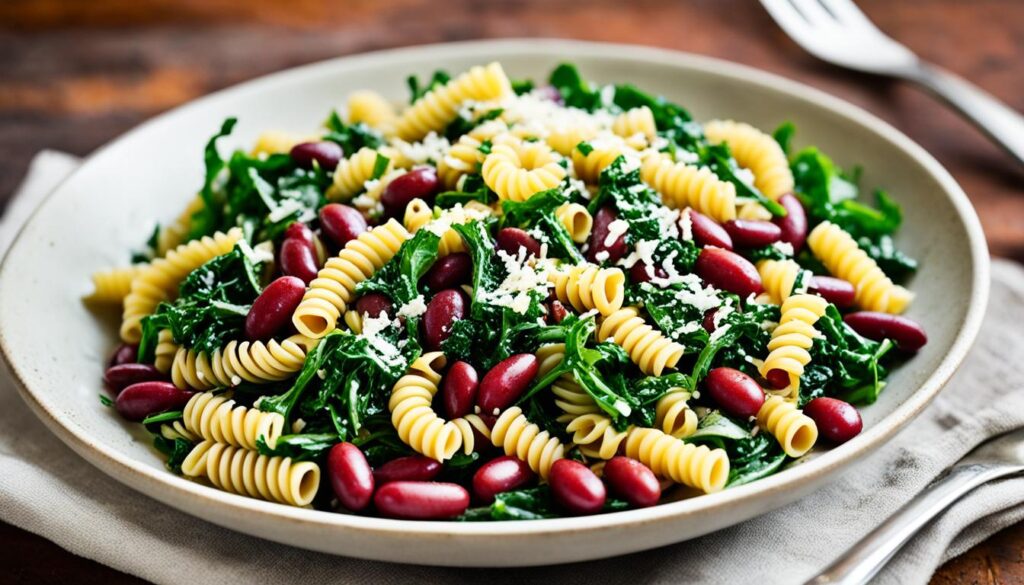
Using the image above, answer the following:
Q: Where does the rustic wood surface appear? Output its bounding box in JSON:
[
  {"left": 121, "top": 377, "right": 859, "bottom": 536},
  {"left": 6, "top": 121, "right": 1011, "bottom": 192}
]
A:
[{"left": 0, "top": 0, "right": 1022, "bottom": 582}]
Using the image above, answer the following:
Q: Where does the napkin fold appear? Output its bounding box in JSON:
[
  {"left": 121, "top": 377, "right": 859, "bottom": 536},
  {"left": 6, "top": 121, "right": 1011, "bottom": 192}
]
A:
[{"left": 2, "top": 151, "right": 1023, "bottom": 585}]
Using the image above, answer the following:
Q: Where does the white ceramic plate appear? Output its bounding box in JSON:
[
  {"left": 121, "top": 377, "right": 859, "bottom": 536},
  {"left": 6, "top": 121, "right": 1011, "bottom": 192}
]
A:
[{"left": 0, "top": 39, "right": 989, "bottom": 566}]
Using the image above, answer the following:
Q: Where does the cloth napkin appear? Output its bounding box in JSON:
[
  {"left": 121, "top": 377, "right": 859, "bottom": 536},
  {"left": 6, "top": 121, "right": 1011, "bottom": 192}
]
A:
[{"left": 2, "top": 151, "right": 1023, "bottom": 585}]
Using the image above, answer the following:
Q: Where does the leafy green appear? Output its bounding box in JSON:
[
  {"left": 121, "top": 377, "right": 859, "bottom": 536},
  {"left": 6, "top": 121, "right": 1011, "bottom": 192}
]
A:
[
  {"left": 153, "top": 435, "right": 193, "bottom": 473},
  {"left": 773, "top": 121, "right": 796, "bottom": 156},
  {"left": 548, "top": 63, "right": 604, "bottom": 111},
  {"left": 499, "top": 188, "right": 585, "bottom": 264},
  {"left": 688, "top": 411, "right": 750, "bottom": 441},
  {"left": 324, "top": 110, "right": 384, "bottom": 153},
  {"left": 99, "top": 393, "right": 113, "bottom": 407},
  {"left": 407, "top": 70, "right": 451, "bottom": 103},
  {"left": 726, "top": 433, "right": 787, "bottom": 486},
  {"left": 704, "top": 144, "right": 786, "bottom": 217},
  {"left": 357, "top": 228, "right": 441, "bottom": 305},
  {"left": 802, "top": 305, "right": 895, "bottom": 405},
  {"left": 257, "top": 433, "right": 336, "bottom": 462},
  {"left": 190, "top": 117, "right": 237, "bottom": 239},
  {"left": 460, "top": 486, "right": 629, "bottom": 521},
  {"left": 445, "top": 107, "right": 504, "bottom": 142},
  {"left": 511, "top": 78, "right": 535, "bottom": 95}
]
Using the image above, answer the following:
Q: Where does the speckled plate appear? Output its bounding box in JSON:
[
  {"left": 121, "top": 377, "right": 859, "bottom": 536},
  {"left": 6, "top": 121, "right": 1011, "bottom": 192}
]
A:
[{"left": 0, "top": 39, "right": 989, "bottom": 566}]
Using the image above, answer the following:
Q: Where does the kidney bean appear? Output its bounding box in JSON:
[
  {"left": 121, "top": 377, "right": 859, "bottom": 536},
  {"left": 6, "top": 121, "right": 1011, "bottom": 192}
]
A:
[
  {"left": 290, "top": 141, "right": 343, "bottom": 170},
  {"left": 104, "top": 364, "right": 164, "bottom": 394},
  {"left": 603, "top": 456, "right": 661, "bottom": 508},
  {"left": 327, "top": 442, "right": 374, "bottom": 511},
  {"left": 495, "top": 227, "right": 541, "bottom": 258},
  {"left": 442, "top": 361, "right": 479, "bottom": 419},
  {"left": 108, "top": 343, "right": 138, "bottom": 368},
  {"left": 705, "top": 367, "right": 765, "bottom": 418},
  {"left": 424, "top": 252, "right": 472, "bottom": 291},
  {"left": 809, "top": 276, "right": 856, "bottom": 308},
  {"left": 844, "top": 312, "right": 928, "bottom": 352},
  {"left": 472, "top": 456, "right": 536, "bottom": 503},
  {"left": 382, "top": 168, "right": 440, "bottom": 217},
  {"left": 702, "top": 309, "right": 718, "bottom": 333},
  {"left": 723, "top": 219, "right": 782, "bottom": 248},
  {"left": 773, "top": 193, "right": 808, "bottom": 253},
  {"left": 284, "top": 221, "right": 314, "bottom": 247},
  {"left": 373, "top": 455, "right": 443, "bottom": 485},
  {"left": 280, "top": 238, "right": 319, "bottom": 285},
  {"left": 422, "top": 289, "right": 467, "bottom": 350},
  {"left": 765, "top": 369, "right": 791, "bottom": 390},
  {"left": 587, "top": 206, "right": 628, "bottom": 263},
  {"left": 354, "top": 292, "right": 393, "bottom": 319},
  {"left": 318, "top": 203, "right": 368, "bottom": 247},
  {"left": 477, "top": 354, "right": 539, "bottom": 413},
  {"left": 695, "top": 247, "right": 763, "bottom": 297},
  {"left": 245, "top": 276, "right": 306, "bottom": 340},
  {"left": 548, "top": 300, "right": 568, "bottom": 324},
  {"left": 688, "top": 210, "right": 733, "bottom": 250},
  {"left": 549, "top": 459, "right": 606, "bottom": 515},
  {"left": 115, "top": 381, "right": 192, "bottom": 422},
  {"left": 373, "top": 481, "right": 470, "bottom": 520},
  {"left": 804, "top": 397, "right": 863, "bottom": 444},
  {"left": 629, "top": 262, "right": 668, "bottom": 284}
]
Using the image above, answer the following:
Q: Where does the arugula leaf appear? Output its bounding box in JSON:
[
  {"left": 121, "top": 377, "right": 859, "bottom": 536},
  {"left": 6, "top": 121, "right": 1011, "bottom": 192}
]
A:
[
  {"left": 407, "top": 70, "right": 451, "bottom": 103},
  {"left": 357, "top": 228, "right": 441, "bottom": 305},
  {"left": 548, "top": 63, "right": 604, "bottom": 111},
  {"left": 323, "top": 110, "right": 385, "bottom": 154}
]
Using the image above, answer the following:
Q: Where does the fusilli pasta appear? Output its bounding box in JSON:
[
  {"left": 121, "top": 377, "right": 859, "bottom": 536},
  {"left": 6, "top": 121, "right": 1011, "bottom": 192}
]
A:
[
  {"left": 346, "top": 90, "right": 397, "bottom": 135},
  {"left": 759, "top": 294, "right": 828, "bottom": 395},
  {"left": 85, "top": 266, "right": 143, "bottom": 304},
  {"left": 182, "top": 391, "right": 286, "bottom": 450},
  {"left": 641, "top": 153, "right": 737, "bottom": 222},
  {"left": 597, "top": 307, "right": 685, "bottom": 376},
  {"left": 654, "top": 389, "right": 699, "bottom": 438},
  {"left": 624, "top": 427, "right": 729, "bottom": 493},
  {"left": 481, "top": 139, "right": 566, "bottom": 203},
  {"left": 170, "top": 334, "right": 318, "bottom": 391},
  {"left": 490, "top": 406, "right": 566, "bottom": 479},
  {"left": 555, "top": 203, "right": 593, "bottom": 244},
  {"left": 328, "top": 147, "right": 395, "bottom": 202},
  {"left": 757, "top": 258, "right": 810, "bottom": 304},
  {"left": 704, "top": 119, "right": 794, "bottom": 199},
  {"left": 757, "top": 396, "right": 818, "bottom": 458},
  {"left": 181, "top": 440, "right": 320, "bottom": 507},
  {"left": 395, "top": 62, "right": 514, "bottom": 141},
  {"left": 548, "top": 264, "right": 626, "bottom": 316}
]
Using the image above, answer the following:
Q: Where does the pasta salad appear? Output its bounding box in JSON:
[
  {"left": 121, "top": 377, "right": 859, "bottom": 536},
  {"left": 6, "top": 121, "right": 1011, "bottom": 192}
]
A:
[{"left": 88, "top": 62, "right": 927, "bottom": 520}]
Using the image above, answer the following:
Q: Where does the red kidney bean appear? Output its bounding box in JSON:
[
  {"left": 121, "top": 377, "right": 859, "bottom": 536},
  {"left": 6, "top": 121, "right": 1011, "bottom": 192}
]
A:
[
  {"left": 115, "top": 381, "right": 192, "bottom": 422},
  {"left": 319, "top": 203, "right": 367, "bottom": 248},
  {"left": 695, "top": 247, "right": 763, "bottom": 297},
  {"left": 702, "top": 309, "right": 718, "bottom": 333},
  {"left": 765, "top": 369, "right": 791, "bottom": 390},
  {"left": 810, "top": 276, "right": 856, "bottom": 308},
  {"left": 773, "top": 193, "right": 808, "bottom": 253},
  {"left": 495, "top": 227, "right": 541, "bottom": 258},
  {"left": 355, "top": 292, "right": 393, "bottom": 319},
  {"left": 477, "top": 354, "right": 539, "bottom": 413},
  {"left": 603, "top": 456, "right": 661, "bottom": 508},
  {"left": 844, "top": 312, "right": 928, "bottom": 352},
  {"left": 290, "top": 141, "right": 343, "bottom": 170},
  {"left": 688, "top": 210, "right": 733, "bottom": 250},
  {"left": 280, "top": 238, "right": 319, "bottom": 285},
  {"left": 284, "top": 221, "right": 314, "bottom": 247},
  {"left": 373, "top": 455, "right": 443, "bottom": 485},
  {"left": 587, "top": 206, "right": 628, "bottom": 263},
  {"left": 548, "top": 300, "right": 568, "bottom": 324},
  {"left": 327, "top": 442, "right": 374, "bottom": 511},
  {"left": 549, "top": 459, "right": 606, "bottom": 515},
  {"left": 804, "top": 397, "right": 863, "bottom": 444},
  {"left": 629, "top": 262, "right": 668, "bottom": 284},
  {"left": 382, "top": 168, "right": 440, "bottom": 216},
  {"left": 723, "top": 219, "right": 782, "bottom": 248},
  {"left": 373, "top": 481, "right": 470, "bottom": 520},
  {"left": 443, "top": 360, "right": 479, "bottom": 419},
  {"left": 108, "top": 343, "right": 138, "bottom": 367},
  {"left": 422, "top": 289, "right": 467, "bottom": 350},
  {"left": 424, "top": 252, "right": 472, "bottom": 291},
  {"left": 104, "top": 364, "right": 164, "bottom": 394},
  {"left": 472, "top": 456, "right": 535, "bottom": 503},
  {"left": 705, "top": 367, "right": 766, "bottom": 418},
  {"left": 245, "top": 276, "right": 306, "bottom": 340}
]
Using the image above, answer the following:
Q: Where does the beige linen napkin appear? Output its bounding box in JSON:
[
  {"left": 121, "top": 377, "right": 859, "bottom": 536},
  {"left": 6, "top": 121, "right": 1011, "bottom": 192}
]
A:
[{"left": 2, "top": 151, "right": 1023, "bottom": 584}]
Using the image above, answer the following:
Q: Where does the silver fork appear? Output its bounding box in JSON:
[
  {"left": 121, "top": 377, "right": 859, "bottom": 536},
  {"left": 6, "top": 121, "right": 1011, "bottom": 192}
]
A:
[
  {"left": 760, "top": 0, "right": 1024, "bottom": 167},
  {"left": 806, "top": 428, "right": 1024, "bottom": 584}
]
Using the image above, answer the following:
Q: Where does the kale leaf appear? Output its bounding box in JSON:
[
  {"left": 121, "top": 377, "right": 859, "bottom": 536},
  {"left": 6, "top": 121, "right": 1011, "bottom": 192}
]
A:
[
  {"left": 324, "top": 110, "right": 384, "bottom": 153},
  {"left": 500, "top": 187, "right": 585, "bottom": 263},
  {"left": 802, "top": 305, "right": 895, "bottom": 405}
]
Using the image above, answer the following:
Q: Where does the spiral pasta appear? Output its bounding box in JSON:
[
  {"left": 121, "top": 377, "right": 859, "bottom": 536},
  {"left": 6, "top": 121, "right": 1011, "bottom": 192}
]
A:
[
  {"left": 437, "top": 120, "right": 510, "bottom": 188},
  {"left": 481, "top": 139, "right": 566, "bottom": 203},
  {"left": 388, "top": 352, "right": 462, "bottom": 461},
  {"left": 85, "top": 266, "right": 143, "bottom": 304},
  {"left": 654, "top": 389, "right": 699, "bottom": 438},
  {"left": 612, "top": 106, "right": 657, "bottom": 142},
  {"left": 395, "top": 62, "right": 514, "bottom": 141},
  {"left": 328, "top": 147, "right": 395, "bottom": 202},
  {"left": 170, "top": 334, "right": 318, "bottom": 391},
  {"left": 597, "top": 307, "right": 685, "bottom": 376},
  {"left": 181, "top": 440, "right": 320, "bottom": 507},
  {"left": 120, "top": 228, "right": 242, "bottom": 343},
  {"left": 182, "top": 391, "right": 286, "bottom": 450},
  {"left": 292, "top": 219, "right": 409, "bottom": 338},
  {"left": 624, "top": 427, "right": 729, "bottom": 493},
  {"left": 548, "top": 264, "right": 626, "bottom": 316},
  {"left": 555, "top": 203, "right": 593, "bottom": 244},
  {"left": 807, "top": 221, "right": 913, "bottom": 314},
  {"left": 737, "top": 201, "right": 773, "bottom": 221},
  {"left": 346, "top": 90, "right": 397, "bottom": 135},
  {"left": 572, "top": 139, "right": 634, "bottom": 184},
  {"left": 641, "top": 153, "right": 737, "bottom": 222},
  {"left": 159, "top": 420, "right": 198, "bottom": 442},
  {"left": 490, "top": 406, "right": 565, "bottom": 479},
  {"left": 156, "top": 196, "right": 205, "bottom": 256},
  {"left": 251, "top": 131, "right": 317, "bottom": 157},
  {"left": 759, "top": 294, "right": 829, "bottom": 396},
  {"left": 757, "top": 259, "right": 810, "bottom": 304},
  {"left": 704, "top": 119, "right": 794, "bottom": 199},
  {"left": 757, "top": 396, "right": 818, "bottom": 458},
  {"left": 566, "top": 413, "right": 630, "bottom": 460},
  {"left": 154, "top": 328, "right": 179, "bottom": 373}
]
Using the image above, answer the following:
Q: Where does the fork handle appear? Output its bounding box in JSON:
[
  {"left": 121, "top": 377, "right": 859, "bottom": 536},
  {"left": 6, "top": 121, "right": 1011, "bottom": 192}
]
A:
[
  {"left": 805, "top": 462, "right": 1018, "bottom": 585},
  {"left": 904, "top": 65, "right": 1024, "bottom": 167}
]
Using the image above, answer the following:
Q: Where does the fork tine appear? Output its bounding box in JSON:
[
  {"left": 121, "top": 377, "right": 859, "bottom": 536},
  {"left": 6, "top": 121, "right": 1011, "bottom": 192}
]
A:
[
  {"left": 819, "top": 0, "right": 882, "bottom": 32},
  {"left": 791, "top": 0, "right": 839, "bottom": 27},
  {"left": 759, "top": 0, "right": 819, "bottom": 47}
]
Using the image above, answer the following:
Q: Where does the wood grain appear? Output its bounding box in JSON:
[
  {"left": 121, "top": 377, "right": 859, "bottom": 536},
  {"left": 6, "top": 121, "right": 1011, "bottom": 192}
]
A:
[{"left": 0, "top": 0, "right": 1022, "bottom": 582}]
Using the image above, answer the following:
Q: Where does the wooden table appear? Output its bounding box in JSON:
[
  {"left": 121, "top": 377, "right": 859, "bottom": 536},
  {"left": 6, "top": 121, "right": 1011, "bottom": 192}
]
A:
[{"left": 1, "top": 0, "right": 1022, "bottom": 582}]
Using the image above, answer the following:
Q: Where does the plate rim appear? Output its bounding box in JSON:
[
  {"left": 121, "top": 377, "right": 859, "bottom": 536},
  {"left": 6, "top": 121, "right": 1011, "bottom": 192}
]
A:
[{"left": 0, "top": 38, "right": 991, "bottom": 541}]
